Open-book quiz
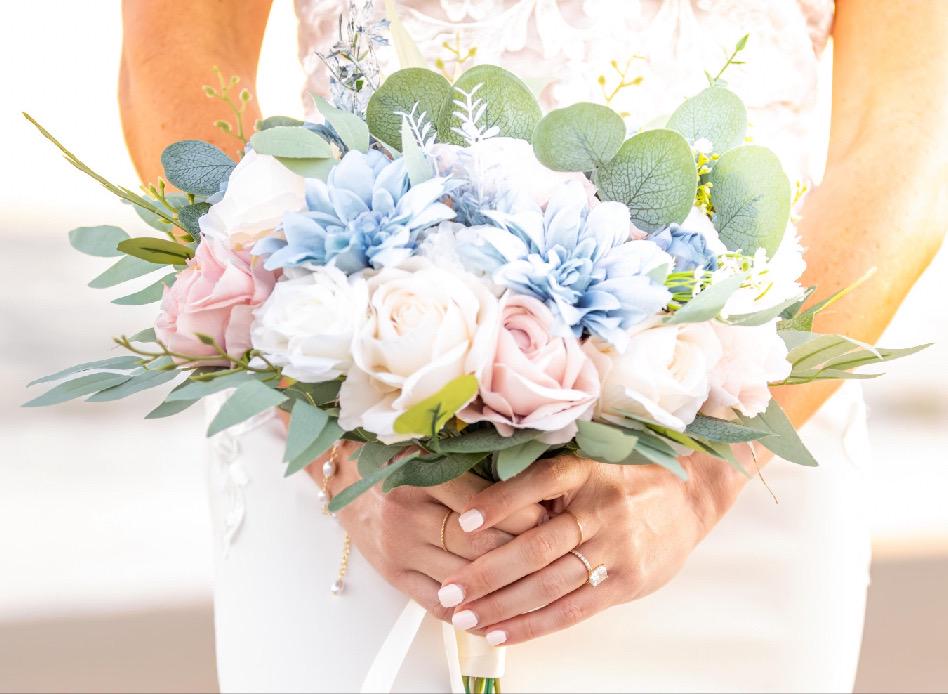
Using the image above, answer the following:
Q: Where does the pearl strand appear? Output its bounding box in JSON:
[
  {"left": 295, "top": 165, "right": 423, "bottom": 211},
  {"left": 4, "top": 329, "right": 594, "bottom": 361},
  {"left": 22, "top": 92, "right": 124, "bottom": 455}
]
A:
[{"left": 319, "top": 443, "right": 352, "bottom": 595}]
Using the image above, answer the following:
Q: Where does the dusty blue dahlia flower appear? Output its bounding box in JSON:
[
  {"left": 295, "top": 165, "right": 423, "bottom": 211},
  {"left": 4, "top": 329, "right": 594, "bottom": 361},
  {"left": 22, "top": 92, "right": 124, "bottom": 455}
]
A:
[
  {"left": 650, "top": 224, "right": 719, "bottom": 272},
  {"left": 465, "top": 181, "right": 673, "bottom": 350},
  {"left": 254, "top": 150, "right": 455, "bottom": 273}
]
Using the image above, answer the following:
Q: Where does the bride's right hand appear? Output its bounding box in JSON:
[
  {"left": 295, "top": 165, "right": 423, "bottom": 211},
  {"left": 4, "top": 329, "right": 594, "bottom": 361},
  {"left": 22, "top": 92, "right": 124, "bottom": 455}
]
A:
[{"left": 307, "top": 440, "right": 548, "bottom": 622}]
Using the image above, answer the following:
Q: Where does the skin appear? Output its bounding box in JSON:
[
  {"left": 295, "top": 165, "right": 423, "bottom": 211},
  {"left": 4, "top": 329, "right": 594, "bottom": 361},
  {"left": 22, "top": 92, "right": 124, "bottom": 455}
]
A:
[{"left": 121, "top": 0, "right": 948, "bottom": 644}]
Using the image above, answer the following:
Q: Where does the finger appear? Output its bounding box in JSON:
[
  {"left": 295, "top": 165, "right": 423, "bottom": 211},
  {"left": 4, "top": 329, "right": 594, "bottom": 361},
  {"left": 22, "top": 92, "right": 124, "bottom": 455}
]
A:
[
  {"left": 476, "top": 581, "right": 615, "bottom": 647},
  {"left": 415, "top": 545, "right": 468, "bottom": 584},
  {"left": 457, "top": 456, "right": 590, "bottom": 534},
  {"left": 449, "top": 548, "right": 589, "bottom": 633},
  {"left": 438, "top": 511, "right": 582, "bottom": 607},
  {"left": 426, "top": 475, "right": 547, "bottom": 535},
  {"left": 395, "top": 571, "right": 453, "bottom": 623},
  {"left": 432, "top": 510, "right": 516, "bottom": 561}
]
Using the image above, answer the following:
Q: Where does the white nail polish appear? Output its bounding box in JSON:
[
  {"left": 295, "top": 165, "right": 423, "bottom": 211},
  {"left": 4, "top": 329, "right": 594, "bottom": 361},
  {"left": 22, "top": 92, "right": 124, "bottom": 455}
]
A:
[
  {"left": 458, "top": 509, "right": 484, "bottom": 533},
  {"left": 438, "top": 583, "right": 464, "bottom": 608},
  {"left": 452, "top": 609, "right": 478, "bottom": 631},
  {"left": 486, "top": 630, "right": 507, "bottom": 646}
]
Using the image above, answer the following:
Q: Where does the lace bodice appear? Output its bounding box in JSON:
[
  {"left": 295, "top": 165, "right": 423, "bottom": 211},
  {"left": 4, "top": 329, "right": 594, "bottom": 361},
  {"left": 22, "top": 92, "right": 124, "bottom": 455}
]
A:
[{"left": 294, "top": 0, "right": 834, "bottom": 179}]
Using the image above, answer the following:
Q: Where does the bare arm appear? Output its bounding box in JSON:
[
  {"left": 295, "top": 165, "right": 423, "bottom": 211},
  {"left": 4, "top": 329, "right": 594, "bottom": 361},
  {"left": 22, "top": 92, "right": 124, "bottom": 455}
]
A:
[
  {"left": 775, "top": 0, "right": 948, "bottom": 426},
  {"left": 119, "top": 0, "right": 273, "bottom": 184}
]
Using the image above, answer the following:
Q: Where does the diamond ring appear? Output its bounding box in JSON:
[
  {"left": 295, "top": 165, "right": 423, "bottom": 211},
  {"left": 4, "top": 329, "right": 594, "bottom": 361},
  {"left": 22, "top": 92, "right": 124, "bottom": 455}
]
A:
[{"left": 568, "top": 549, "right": 608, "bottom": 587}]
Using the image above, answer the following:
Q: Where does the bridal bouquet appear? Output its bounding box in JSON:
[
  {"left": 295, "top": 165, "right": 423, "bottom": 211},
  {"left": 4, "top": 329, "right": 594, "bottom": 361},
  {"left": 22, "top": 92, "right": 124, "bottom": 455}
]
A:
[{"left": 25, "top": 22, "right": 923, "bottom": 693}]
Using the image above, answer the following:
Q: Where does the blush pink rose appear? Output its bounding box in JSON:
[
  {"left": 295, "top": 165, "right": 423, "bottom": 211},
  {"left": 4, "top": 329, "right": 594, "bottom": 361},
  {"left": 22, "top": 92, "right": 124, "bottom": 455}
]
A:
[
  {"left": 155, "top": 239, "right": 277, "bottom": 364},
  {"left": 460, "top": 293, "right": 601, "bottom": 444}
]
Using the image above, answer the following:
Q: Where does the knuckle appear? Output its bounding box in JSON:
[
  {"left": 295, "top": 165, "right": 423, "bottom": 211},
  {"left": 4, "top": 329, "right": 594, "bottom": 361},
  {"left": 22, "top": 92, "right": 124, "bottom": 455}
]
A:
[
  {"left": 548, "top": 457, "right": 575, "bottom": 486},
  {"left": 469, "top": 530, "right": 504, "bottom": 557},
  {"left": 469, "top": 564, "right": 499, "bottom": 596},
  {"left": 521, "top": 532, "right": 557, "bottom": 566},
  {"left": 560, "top": 598, "right": 586, "bottom": 626},
  {"left": 538, "top": 571, "right": 568, "bottom": 603}
]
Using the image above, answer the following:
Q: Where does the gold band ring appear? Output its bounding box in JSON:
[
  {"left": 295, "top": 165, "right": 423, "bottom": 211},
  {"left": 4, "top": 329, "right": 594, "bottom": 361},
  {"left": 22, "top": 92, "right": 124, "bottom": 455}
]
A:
[
  {"left": 563, "top": 510, "right": 585, "bottom": 546},
  {"left": 568, "top": 549, "right": 609, "bottom": 587},
  {"left": 440, "top": 509, "right": 453, "bottom": 552}
]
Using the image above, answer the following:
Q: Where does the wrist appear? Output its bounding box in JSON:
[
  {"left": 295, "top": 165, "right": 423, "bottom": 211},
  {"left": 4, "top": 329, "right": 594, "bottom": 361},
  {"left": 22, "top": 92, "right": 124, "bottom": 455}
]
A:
[{"left": 681, "top": 450, "right": 752, "bottom": 537}]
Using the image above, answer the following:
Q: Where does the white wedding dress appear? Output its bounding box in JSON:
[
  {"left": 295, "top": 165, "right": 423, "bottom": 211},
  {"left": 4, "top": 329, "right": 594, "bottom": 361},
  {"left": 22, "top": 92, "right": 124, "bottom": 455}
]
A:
[{"left": 207, "top": 1, "right": 873, "bottom": 691}]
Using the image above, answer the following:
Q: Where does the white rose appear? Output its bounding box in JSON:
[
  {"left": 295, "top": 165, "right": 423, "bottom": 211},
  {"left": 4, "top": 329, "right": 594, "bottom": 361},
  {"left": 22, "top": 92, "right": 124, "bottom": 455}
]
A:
[
  {"left": 251, "top": 266, "right": 367, "bottom": 383},
  {"left": 702, "top": 321, "right": 791, "bottom": 419},
  {"left": 584, "top": 321, "right": 722, "bottom": 431},
  {"left": 339, "top": 257, "right": 500, "bottom": 443},
  {"left": 199, "top": 150, "right": 306, "bottom": 250}
]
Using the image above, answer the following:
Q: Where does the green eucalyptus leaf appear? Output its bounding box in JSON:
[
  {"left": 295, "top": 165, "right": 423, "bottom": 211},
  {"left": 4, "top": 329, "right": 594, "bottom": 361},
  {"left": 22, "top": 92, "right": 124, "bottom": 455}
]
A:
[
  {"left": 129, "top": 327, "right": 157, "bottom": 343},
  {"left": 23, "top": 372, "right": 132, "bottom": 407},
  {"left": 161, "top": 140, "right": 235, "bottom": 195},
  {"left": 283, "top": 379, "right": 342, "bottom": 406},
  {"left": 117, "top": 237, "right": 194, "bottom": 266},
  {"left": 595, "top": 129, "right": 698, "bottom": 232},
  {"left": 575, "top": 420, "right": 639, "bottom": 463},
  {"left": 739, "top": 399, "right": 818, "bottom": 467},
  {"left": 393, "top": 374, "right": 479, "bottom": 437},
  {"left": 284, "top": 400, "right": 330, "bottom": 463},
  {"left": 88, "top": 255, "right": 166, "bottom": 289},
  {"left": 285, "top": 419, "right": 343, "bottom": 476},
  {"left": 130, "top": 193, "right": 190, "bottom": 233},
  {"left": 625, "top": 431, "right": 687, "bottom": 480},
  {"left": 28, "top": 356, "right": 142, "bottom": 386},
  {"left": 250, "top": 126, "right": 331, "bottom": 159},
  {"left": 256, "top": 115, "right": 304, "bottom": 131},
  {"left": 207, "top": 380, "right": 288, "bottom": 437},
  {"left": 532, "top": 102, "right": 625, "bottom": 171},
  {"left": 313, "top": 94, "right": 370, "bottom": 152},
  {"left": 725, "top": 296, "right": 803, "bottom": 326},
  {"left": 178, "top": 202, "right": 211, "bottom": 237},
  {"left": 69, "top": 225, "right": 129, "bottom": 257},
  {"left": 437, "top": 426, "right": 539, "bottom": 453},
  {"left": 709, "top": 145, "right": 790, "bottom": 257},
  {"left": 166, "top": 371, "right": 256, "bottom": 402},
  {"left": 440, "top": 64, "right": 542, "bottom": 145},
  {"left": 401, "top": 118, "right": 433, "bottom": 186},
  {"left": 666, "top": 86, "right": 747, "bottom": 153},
  {"left": 685, "top": 414, "right": 771, "bottom": 443},
  {"left": 86, "top": 367, "right": 179, "bottom": 402},
  {"left": 666, "top": 272, "right": 747, "bottom": 325},
  {"left": 328, "top": 448, "right": 418, "bottom": 512},
  {"left": 366, "top": 68, "right": 453, "bottom": 150},
  {"left": 497, "top": 440, "right": 549, "bottom": 480},
  {"left": 382, "top": 452, "right": 487, "bottom": 491},
  {"left": 357, "top": 442, "right": 405, "bottom": 477},
  {"left": 145, "top": 381, "right": 199, "bottom": 419},
  {"left": 275, "top": 156, "right": 336, "bottom": 179},
  {"left": 112, "top": 273, "right": 176, "bottom": 305}
]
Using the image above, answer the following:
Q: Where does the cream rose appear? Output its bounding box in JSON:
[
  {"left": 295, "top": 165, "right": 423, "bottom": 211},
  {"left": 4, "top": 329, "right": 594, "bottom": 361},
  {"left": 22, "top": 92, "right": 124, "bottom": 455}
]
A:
[
  {"left": 338, "top": 258, "right": 499, "bottom": 443},
  {"left": 251, "top": 266, "right": 368, "bottom": 383},
  {"left": 702, "top": 321, "right": 791, "bottom": 419},
  {"left": 460, "top": 293, "right": 600, "bottom": 444},
  {"left": 584, "top": 321, "right": 722, "bottom": 431},
  {"left": 199, "top": 150, "right": 306, "bottom": 250}
]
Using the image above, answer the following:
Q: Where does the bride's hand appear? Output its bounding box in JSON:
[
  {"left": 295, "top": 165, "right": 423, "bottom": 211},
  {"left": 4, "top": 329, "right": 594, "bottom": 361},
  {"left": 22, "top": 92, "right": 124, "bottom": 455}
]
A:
[
  {"left": 437, "top": 450, "right": 752, "bottom": 644},
  {"left": 304, "top": 439, "right": 548, "bottom": 622}
]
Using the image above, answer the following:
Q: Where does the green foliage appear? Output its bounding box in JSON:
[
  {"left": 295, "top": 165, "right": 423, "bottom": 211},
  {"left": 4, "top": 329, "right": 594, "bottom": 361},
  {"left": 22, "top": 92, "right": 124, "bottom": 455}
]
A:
[
  {"left": 575, "top": 420, "right": 639, "bottom": 463},
  {"left": 285, "top": 418, "right": 342, "bottom": 476},
  {"left": 437, "top": 426, "right": 539, "bottom": 454},
  {"left": 393, "top": 375, "right": 479, "bottom": 437},
  {"left": 313, "top": 94, "right": 370, "bottom": 153},
  {"left": 283, "top": 400, "right": 330, "bottom": 464},
  {"left": 112, "top": 273, "right": 176, "bottom": 305},
  {"left": 131, "top": 193, "right": 190, "bottom": 234},
  {"left": 401, "top": 118, "right": 434, "bottom": 186},
  {"left": 206, "top": 380, "right": 288, "bottom": 436},
  {"left": 250, "top": 126, "right": 332, "bottom": 159},
  {"left": 28, "top": 356, "right": 142, "bottom": 387},
  {"left": 145, "top": 382, "right": 199, "bottom": 419},
  {"left": 23, "top": 372, "right": 132, "bottom": 407},
  {"left": 88, "top": 256, "right": 165, "bottom": 289},
  {"left": 497, "top": 440, "right": 549, "bottom": 480},
  {"left": 666, "top": 272, "right": 747, "bottom": 324},
  {"left": 117, "top": 238, "right": 194, "bottom": 266},
  {"left": 256, "top": 115, "right": 304, "bottom": 131},
  {"left": 780, "top": 333, "right": 930, "bottom": 385},
  {"left": 178, "top": 203, "right": 211, "bottom": 237},
  {"left": 275, "top": 157, "right": 337, "bottom": 179},
  {"left": 532, "top": 102, "right": 626, "bottom": 172},
  {"left": 595, "top": 129, "right": 698, "bottom": 232},
  {"left": 366, "top": 68, "right": 453, "bottom": 150},
  {"left": 86, "top": 366, "right": 178, "bottom": 402},
  {"left": 128, "top": 328, "right": 157, "bottom": 343},
  {"left": 166, "top": 371, "right": 256, "bottom": 402},
  {"left": 685, "top": 414, "right": 770, "bottom": 443},
  {"left": 283, "top": 379, "right": 342, "bottom": 407},
  {"left": 707, "top": 33, "right": 750, "bottom": 85},
  {"left": 439, "top": 65, "right": 541, "bottom": 145},
  {"left": 357, "top": 442, "right": 405, "bottom": 477},
  {"left": 724, "top": 296, "right": 803, "bottom": 327},
  {"left": 739, "top": 399, "right": 818, "bottom": 467},
  {"left": 69, "top": 226, "right": 129, "bottom": 257},
  {"left": 382, "top": 452, "right": 487, "bottom": 491},
  {"left": 160, "top": 140, "right": 235, "bottom": 195},
  {"left": 666, "top": 86, "right": 747, "bottom": 154},
  {"left": 708, "top": 145, "right": 790, "bottom": 257},
  {"left": 329, "top": 449, "right": 421, "bottom": 512}
]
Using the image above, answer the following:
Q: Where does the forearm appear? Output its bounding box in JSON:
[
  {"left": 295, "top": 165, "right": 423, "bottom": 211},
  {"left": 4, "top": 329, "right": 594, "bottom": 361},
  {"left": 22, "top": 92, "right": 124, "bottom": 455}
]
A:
[{"left": 119, "top": 0, "right": 271, "bottom": 183}]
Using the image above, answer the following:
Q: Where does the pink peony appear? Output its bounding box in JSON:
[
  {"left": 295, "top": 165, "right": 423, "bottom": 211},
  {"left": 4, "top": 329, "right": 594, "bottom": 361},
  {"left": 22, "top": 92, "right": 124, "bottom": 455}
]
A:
[
  {"left": 460, "top": 293, "right": 600, "bottom": 444},
  {"left": 155, "top": 239, "right": 277, "bottom": 364}
]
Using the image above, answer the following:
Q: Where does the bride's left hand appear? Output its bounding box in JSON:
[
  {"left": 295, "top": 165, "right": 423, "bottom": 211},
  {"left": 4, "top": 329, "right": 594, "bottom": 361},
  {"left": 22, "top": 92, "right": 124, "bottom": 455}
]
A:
[{"left": 438, "top": 450, "right": 752, "bottom": 645}]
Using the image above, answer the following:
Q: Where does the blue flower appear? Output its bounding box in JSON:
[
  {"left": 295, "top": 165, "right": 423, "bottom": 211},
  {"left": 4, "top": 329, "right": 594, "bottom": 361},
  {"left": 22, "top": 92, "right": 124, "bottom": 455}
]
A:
[
  {"left": 467, "top": 181, "right": 673, "bottom": 350},
  {"left": 254, "top": 150, "right": 456, "bottom": 273},
  {"left": 649, "top": 224, "right": 719, "bottom": 273}
]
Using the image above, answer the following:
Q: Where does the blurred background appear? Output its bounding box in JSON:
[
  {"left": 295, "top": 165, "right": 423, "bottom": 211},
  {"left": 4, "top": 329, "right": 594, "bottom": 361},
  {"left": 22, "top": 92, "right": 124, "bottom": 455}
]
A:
[{"left": 1, "top": 2, "right": 946, "bottom": 692}]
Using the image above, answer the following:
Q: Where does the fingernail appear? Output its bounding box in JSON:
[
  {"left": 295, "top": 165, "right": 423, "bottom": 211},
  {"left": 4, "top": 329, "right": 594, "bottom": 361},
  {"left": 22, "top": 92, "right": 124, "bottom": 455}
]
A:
[
  {"left": 438, "top": 583, "right": 464, "bottom": 608},
  {"left": 452, "top": 609, "right": 478, "bottom": 631},
  {"left": 458, "top": 509, "right": 484, "bottom": 532},
  {"left": 486, "top": 630, "right": 507, "bottom": 646}
]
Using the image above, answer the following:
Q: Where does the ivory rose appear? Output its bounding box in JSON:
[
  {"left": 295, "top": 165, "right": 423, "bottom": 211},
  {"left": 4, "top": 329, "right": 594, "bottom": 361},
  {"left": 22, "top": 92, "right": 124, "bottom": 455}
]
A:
[
  {"left": 338, "top": 258, "right": 499, "bottom": 443},
  {"left": 460, "top": 293, "right": 600, "bottom": 444},
  {"left": 199, "top": 150, "right": 306, "bottom": 250},
  {"left": 155, "top": 239, "right": 277, "bottom": 364},
  {"left": 702, "top": 321, "right": 791, "bottom": 419},
  {"left": 584, "top": 320, "right": 722, "bottom": 431},
  {"left": 251, "top": 266, "right": 368, "bottom": 383}
]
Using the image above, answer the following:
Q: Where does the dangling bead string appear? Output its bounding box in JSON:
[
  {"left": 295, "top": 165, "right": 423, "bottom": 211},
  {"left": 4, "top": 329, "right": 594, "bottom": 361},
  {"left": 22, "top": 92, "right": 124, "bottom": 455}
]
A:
[{"left": 321, "top": 442, "right": 352, "bottom": 595}]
